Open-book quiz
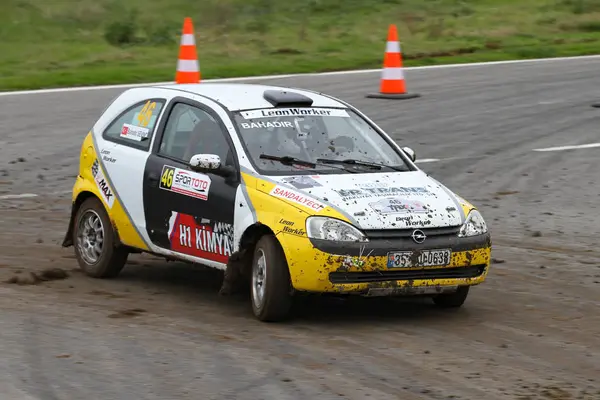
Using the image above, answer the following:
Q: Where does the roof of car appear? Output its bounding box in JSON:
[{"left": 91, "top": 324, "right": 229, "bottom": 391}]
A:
[{"left": 153, "top": 82, "right": 348, "bottom": 112}]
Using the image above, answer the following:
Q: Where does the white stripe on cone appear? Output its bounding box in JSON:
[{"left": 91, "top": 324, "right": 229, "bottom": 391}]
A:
[
  {"left": 180, "top": 34, "right": 196, "bottom": 46},
  {"left": 385, "top": 41, "right": 401, "bottom": 54},
  {"left": 381, "top": 67, "right": 405, "bottom": 80},
  {"left": 177, "top": 59, "right": 199, "bottom": 73}
]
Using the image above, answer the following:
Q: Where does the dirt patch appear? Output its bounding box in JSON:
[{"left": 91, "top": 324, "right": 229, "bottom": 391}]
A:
[
  {"left": 4, "top": 267, "right": 69, "bottom": 285},
  {"left": 107, "top": 308, "right": 147, "bottom": 319}
]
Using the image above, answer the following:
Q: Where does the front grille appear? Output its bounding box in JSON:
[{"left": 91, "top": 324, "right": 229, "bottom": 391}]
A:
[
  {"left": 363, "top": 226, "right": 461, "bottom": 240},
  {"left": 329, "top": 264, "right": 486, "bottom": 284}
]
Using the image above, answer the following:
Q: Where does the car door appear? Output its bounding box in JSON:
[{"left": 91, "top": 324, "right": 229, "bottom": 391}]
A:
[
  {"left": 95, "top": 94, "right": 168, "bottom": 248},
  {"left": 142, "top": 97, "right": 240, "bottom": 265}
]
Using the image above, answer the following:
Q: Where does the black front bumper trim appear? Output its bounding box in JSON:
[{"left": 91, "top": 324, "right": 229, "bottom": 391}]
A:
[{"left": 309, "top": 232, "right": 491, "bottom": 257}]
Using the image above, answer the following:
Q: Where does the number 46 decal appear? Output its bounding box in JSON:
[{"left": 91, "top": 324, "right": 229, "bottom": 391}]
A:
[
  {"left": 160, "top": 165, "right": 175, "bottom": 189},
  {"left": 137, "top": 100, "right": 157, "bottom": 127}
]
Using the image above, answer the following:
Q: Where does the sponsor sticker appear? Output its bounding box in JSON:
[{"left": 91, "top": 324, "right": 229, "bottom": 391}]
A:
[
  {"left": 270, "top": 186, "right": 326, "bottom": 211},
  {"left": 277, "top": 218, "right": 306, "bottom": 236},
  {"left": 159, "top": 165, "right": 212, "bottom": 201},
  {"left": 120, "top": 123, "right": 150, "bottom": 141},
  {"left": 240, "top": 107, "right": 350, "bottom": 119},
  {"left": 91, "top": 159, "right": 115, "bottom": 208},
  {"left": 100, "top": 149, "right": 116, "bottom": 164},
  {"left": 335, "top": 186, "right": 430, "bottom": 201},
  {"left": 167, "top": 212, "right": 233, "bottom": 263},
  {"left": 239, "top": 121, "right": 294, "bottom": 130},
  {"left": 280, "top": 175, "right": 322, "bottom": 189},
  {"left": 369, "top": 198, "right": 429, "bottom": 215}
]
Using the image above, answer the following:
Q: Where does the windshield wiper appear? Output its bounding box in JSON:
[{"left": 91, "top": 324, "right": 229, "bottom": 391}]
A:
[
  {"left": 316, "top": 158, "right": 407, "bottom": 171},
  {"left": 259, "top": 154, "right": 317, "bottom": 168},
  {"left": 259, "top": 154, "right": 359, "bottom": 173}
]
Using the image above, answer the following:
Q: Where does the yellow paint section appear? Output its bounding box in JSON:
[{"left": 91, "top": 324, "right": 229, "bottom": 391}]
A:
[
  {"left": 71, "top": 132, "right": 149, "bottom": 251},
  {"left": 454, "top": 193, "right": 477, "bottom": 217},
  {"left": 240, "top": 172, "right": 351, "bottom": 226},
  {"left": 239, "top": 171, "right": 491, "bottom": 294},
  {"left": 284, "top": 235, "right": 491, "bottom": 293}
]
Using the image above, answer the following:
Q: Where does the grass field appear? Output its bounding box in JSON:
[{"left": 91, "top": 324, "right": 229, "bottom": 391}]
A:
[{"left": 1, "top": 0, "right": 600, "bottom": 91}]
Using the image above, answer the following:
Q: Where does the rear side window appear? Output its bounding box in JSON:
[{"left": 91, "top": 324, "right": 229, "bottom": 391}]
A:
[{"left": 103, "top": 99, "right": 165, "bottom": 150}]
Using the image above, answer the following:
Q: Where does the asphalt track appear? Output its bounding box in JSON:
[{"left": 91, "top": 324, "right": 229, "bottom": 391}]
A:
[{"left": 1, "top": 57, "right": 599, "bottom": 400}]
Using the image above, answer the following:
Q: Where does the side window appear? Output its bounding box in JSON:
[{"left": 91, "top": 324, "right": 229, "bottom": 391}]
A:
[
  {"left": 103, "top": 99, "right": 165, "bottom": 150},
  {"left": 159, "top": 103, "right": 235, "bottom": 166}
]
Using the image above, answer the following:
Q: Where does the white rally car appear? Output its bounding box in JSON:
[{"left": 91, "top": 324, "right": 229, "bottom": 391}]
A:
[{"left": 62, "top": 82, "right": 492, "bottom": 322}]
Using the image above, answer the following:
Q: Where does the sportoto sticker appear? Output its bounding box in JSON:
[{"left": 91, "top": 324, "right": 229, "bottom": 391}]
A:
[
  {"left": 159, "top": 165, "right": 212, "bottom": 201},
  {"left": 270, "top": 186, "right": 325, "bottom": 211}
]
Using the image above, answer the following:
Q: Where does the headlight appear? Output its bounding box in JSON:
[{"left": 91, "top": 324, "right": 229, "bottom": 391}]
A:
[
  {"left": 458, "top": 210, "right": 488, "bottom": 237},
  {"left": 306, "top": 217, "right": 368, "bottom": 242}
]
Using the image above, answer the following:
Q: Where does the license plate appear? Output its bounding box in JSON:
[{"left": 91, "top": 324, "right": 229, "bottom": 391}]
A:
[{"left": 387, "top": 249, "right": 452, "bottom": 269}]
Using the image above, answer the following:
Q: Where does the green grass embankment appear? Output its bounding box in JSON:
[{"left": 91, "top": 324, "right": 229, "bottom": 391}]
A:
[{"left": 1, "top": 0, "right": 599, "bottom": 91}]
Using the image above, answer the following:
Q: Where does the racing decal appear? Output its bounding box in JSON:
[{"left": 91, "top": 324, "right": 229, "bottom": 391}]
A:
[
  {"left": 91, "top": 159, "right": 115, "bottom": 208},
  {"left": 335, "top": 186, "right": 430, "bottom": 201},
  {"left": 100, "top": 149, "right": 116, "bottom": 164},
  {"left": 136, "top": 100, "right": 158, "bottom": 127},
  {"left": 280, "top": 175, "right": 322, "bottom": 189},
  {"left": 120, "top": 123, "right": 150, "bottom": 141},
  {"left": 240, "top": 121, "right": 293, "bottom": 129},
  {"left": 240, "top": 108, "right": 350, "bottom": 119},
  {"left": 369, "top": 198, "right": 429, "bottom": 215},
  {"left": 277, "top": 218, "right": 306, "bottom": 237},
  {"left": 167, "top": 212, "right": 233, "bottom": 263},
  {"left": 159, "top": 165, "right": 211, "bottom": 201},
  {"left": 270, "top": 185, "right": 326, "bottom": 212}
]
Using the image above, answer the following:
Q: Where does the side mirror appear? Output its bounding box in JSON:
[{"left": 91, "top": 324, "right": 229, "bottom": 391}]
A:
[
  {"left": 190, "top": 154, "right": 221, "bottom": 171},
  {"left": 189, "top": 153, "right": 235, "bottom": 179},
  {"left": 401, "top": 146, "right": 416, "bottom": 162}
]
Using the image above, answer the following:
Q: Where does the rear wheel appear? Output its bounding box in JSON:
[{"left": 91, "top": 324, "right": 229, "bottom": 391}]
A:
[
  {"left": 250, "top": 234, "right": 293, "bottom": 322},
  {"left": 73, "top": 197, "right": 128, "bottom": 278},
  {"left": 432, "top": 286, "right": 470, "bottom": 308}
]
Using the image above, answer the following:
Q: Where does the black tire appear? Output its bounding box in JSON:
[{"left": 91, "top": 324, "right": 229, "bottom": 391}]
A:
[
  {"left": 250, "top": 234, "right": 293, "bottom": 322},
  {"left": 432, "top": 286, "right": 470, "bottom": 308},
  {"left": 72, "top": 196, "right": 128, "bottom": 278}
]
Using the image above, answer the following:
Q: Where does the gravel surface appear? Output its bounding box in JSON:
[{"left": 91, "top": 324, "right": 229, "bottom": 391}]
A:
[{"left": 0, "top": 57, "right": 599, "bottom": 399}]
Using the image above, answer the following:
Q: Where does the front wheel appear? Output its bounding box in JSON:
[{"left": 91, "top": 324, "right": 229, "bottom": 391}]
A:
[
  {"left": 250, "top": 234, "right": 293, "bottom": 322},
  {"left": 73, "top": 197, "right": 129, "bottom": 278},
  {"left": 432, "top": 286, "right": 470, "bottom": 308}
]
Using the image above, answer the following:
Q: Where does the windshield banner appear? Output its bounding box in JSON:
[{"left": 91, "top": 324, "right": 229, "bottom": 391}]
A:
[{"left": 240, "top": 108, "right": 350, "bottom": 119}]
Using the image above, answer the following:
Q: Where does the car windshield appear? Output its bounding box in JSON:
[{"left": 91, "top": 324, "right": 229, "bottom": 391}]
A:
[{"left": 232, "top": 107, "right": 411, "bottom": 174}]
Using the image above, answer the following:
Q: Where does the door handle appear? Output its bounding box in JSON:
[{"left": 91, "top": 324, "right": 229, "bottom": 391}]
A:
[{"left": 148, "top": 172, "right": 159, "bottom": 184}]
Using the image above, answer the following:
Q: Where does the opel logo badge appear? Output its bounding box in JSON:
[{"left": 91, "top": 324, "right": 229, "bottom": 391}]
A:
[{"left": 411, "top": 229, "right": 426, "bottom": 244}]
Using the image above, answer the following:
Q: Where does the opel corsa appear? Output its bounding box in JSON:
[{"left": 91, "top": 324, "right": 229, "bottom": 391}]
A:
[{"left": 62, "top": 83, "right": 492, "bottom": 322}]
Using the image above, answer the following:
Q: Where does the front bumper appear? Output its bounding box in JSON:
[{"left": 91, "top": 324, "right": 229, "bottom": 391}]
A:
[{"left": 279, "top": 227, "right": 492, "bottom": 296}]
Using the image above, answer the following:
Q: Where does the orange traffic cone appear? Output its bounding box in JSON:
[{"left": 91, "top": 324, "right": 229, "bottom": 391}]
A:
[
  {"left": 175, "top": 17, "right": 201, "bottom": 84},
  {"left": 366, "top": 24, "right": 420, "bottom": 100}
]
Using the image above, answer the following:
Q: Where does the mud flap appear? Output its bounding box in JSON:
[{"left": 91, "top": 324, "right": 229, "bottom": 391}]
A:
[
  {"left": 61, "top": 201, "right": 77, "bottom": 247},
  {"left": 219, "top": 249, "right": 252, "bottom": 296}
]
